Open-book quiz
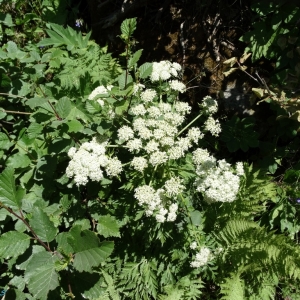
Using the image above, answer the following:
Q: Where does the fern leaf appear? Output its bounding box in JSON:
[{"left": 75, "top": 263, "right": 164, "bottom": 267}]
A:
[{"left": 220, "top": 272, "right": 245, "bottom": 300}]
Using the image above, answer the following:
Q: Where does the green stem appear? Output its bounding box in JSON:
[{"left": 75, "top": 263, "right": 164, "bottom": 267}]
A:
[
  {"left": 177, "top": 112, "right": 203, "bottom": 137},
  {"left": 148, "top": 165, "right": 158, "bottom": 186},
  {"left": 0, "top": 93, "right": 27, "bottom": 99},
  {"left": 0, "top": 204, "right": 52, "bottom": 252}
]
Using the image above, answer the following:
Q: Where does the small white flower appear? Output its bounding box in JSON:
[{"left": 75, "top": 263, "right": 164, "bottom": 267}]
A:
[
  {"left": 149, "top": 151, "right": 168, "bottom": 166},
  {"left": 147, "top": 106, "right": 162, "bottom": 118},
  {"left": 145, "top": 140, "right": 160, "bottom": 153},
  {"left": 88, "top": 85, "right": 108, "bottom": 100},
  {"left": 236, "top": 162, "right": 244, "bottom": 176},
  {"left": 169, "top": 80, "right": 186, "bottom": 93},
  {"left": 164, "top": 177, "right": 185, "bottom": 197},
  {"left": 172, "top": 62, "right": 182, "bottom": 71},
  {"left": 204, "top": 117, "right": 221, "bottom": 136},
  {"left": 106, "top": 157, "right": 122, "bottom": 177},
  {"left": 190, "top": 247, "right": 211, "bottom": 268},
  {"left": 68, "top": 147, "right": 77, "bottom": 158},
  {"left": 201, "top": 96, "right": 218, "bottom": 114},
  {"left": 187, "top": 127, "right": 204, "bottom": 143},
  {"left": 118, "top": 126, "right": 134, "bottom": 141},
  {"left": 190, "top": 241, "right": 197, "bottom": 250},
  {"left": 133, "top": 83, "right": 145, "bottom": 95},
  {"left": 174, "top": 102, "right": 191, "bottom": 115},
  {"left": 140, "top": 89, "right": 157, "bottom": 103},
  {"left": 130, "top": 104, "right": 147, "bottom": 116},
  {"left": 126, "top": 138, "right": 143, "bottom": 152},
  {"left": 131, "top": 157, "right": 148, "bottom": 172}
]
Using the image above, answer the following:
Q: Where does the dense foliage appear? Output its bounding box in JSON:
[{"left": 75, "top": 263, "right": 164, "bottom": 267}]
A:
[{"left": 1, "top": 1, "right": 300, "bottom": 299}]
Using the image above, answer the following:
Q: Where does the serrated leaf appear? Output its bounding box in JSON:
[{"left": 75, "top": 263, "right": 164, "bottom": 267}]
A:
[
  {"left": 7, "top": 153, "right": 31, "bottom": 168},
  {"left": 128, "top": 49, "right": 143, "bottom": 68},
  {"left": 0, "top": 167, "right": 22, "bottom": 209},
  {"left": 0, "top": 231, "right": 31, "bottom": 259},
  {"left": 29, "top": 207, "right": 57, "bottom": 242},
  {"left": 97, "top": 215, "right": 120, "bottom": 238},
  {"left": 67, "top": 226, "right": 114, "bottom": 272},
  {"left": 67, "top": 107, "right": 90, "bottom": 123},
  {"left": 0, "top": 132, "right": 11, "bottom": 149},
  {"left": 27, "top": 123, "right": 43, "bottom": 139},
  {"left": 25, "top": 251, "right": 60, "bottom": 300},
  {"left": 139, "top": 62, "right": 153, "bottom": 79},
  {"left": 73, "top": 241, "right": 114, "bottom": 272},
  {"left": 56, "top": 97, "right": 72, "bottom": 118},
  {"left": 120, "top": 18, "right": 137, "bottom": 38},
  {"left": 85, "top": 100, "right": 101, "bottom": 114}
]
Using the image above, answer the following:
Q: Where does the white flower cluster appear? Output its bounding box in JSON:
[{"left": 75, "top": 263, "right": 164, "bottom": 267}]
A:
[
  {"left": 201, "top": 96, "right": 218, "bottom": 115},
  {"left": 150, "top": 61, "right": 182, "bottom": 82},
  {"left": 88, "top": 85, "right": 112, "bottom": 106},
  {"left": 204, "top": 117, "right": 221, "bottom": 136},
  {"left": 190, "top": 241, "right": 198, "bottom": 250},
  {"left": 169, "top": 80, "right": 186, "bottom": 93},
  {"left": 118, "top": 101, "right": 203, "bottom": 172},
  {"left": 134, "top": 177, "right": 183, "bottom": 222},
  {"left": 66, "top": 138, "right": 122, "bottom": 186},
  {"left": 193, "top": 148, "right": 243, "bottom": 203},
  {"left": 190, "top": 247, "right": 212, "bottom": 268}
]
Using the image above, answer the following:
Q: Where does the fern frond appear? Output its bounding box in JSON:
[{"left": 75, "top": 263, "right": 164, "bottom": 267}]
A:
[
  {"left": 216, "top": 218, "right": 300, "bottom": 298},
  {"left": 220, "top": 272, "right": 245, "bottom": 300}
]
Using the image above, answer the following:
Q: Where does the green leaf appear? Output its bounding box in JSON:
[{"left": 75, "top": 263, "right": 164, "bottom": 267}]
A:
[
  {"left": 0, "top": 13, "right": 14, "bottom": 27},
  {"left": 26, "top": 97, "right": 49, "bottom": 109},
  {"left": 25, "top": 251, "right": 60, "bottom": 299},
  {"left": 67, "top": 119, "right": 84, "bottom": 133},
  {"left": 27, "top": 123, "right": 43, "bottom": 139},
  {"left": 56, "top": 97, "right": 72, "bottom": 118},
  {"left": 120, "top": 18, "right": 137, "bottom": 38},
  {"left": 97, "top": 215, "right": 120, "bottom": 238},
  {"left": 138, "top": 62, "right": 153, "bottom": 79},
  {"left": 0, "top": 231, "right": 31, "bottom": 259},
  {"left": 67, "top": 107, "right": 90, "bottom": 123},
  {"left": 68, "top": 226, "right": 114, "bottom": 272},
  {"left": 0, "top": 167, "right": 22, "bottom": 209},
  {"left": 0, "top": 132, "right": 11, "bottom": 149},
  {"left": 115, "top": 99, "right": 129, "bottom": 115},
  {"left": 128, "top": 49, "right": 143, "bottom": 68},
  {"left": 7, "top": 153, "right": 31, "bottom": 168},
  {"left": 190, "top": 210, "right": 202, "bottom": 226},
  {"left": 29, "top": 207, "right": 57, "bottom": 242}
]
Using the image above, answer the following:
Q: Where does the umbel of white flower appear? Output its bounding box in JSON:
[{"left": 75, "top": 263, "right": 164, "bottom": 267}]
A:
[
  {"left": 66, "top": 138, "right": 122, "bottom": 186},
  {"left": 192, "top": 148, "right": 244, "bottom": 203},
  {"left": 117, "top": 100, "right": 203, "bottom": 172},
  {"left": 134, "top": 177, "right": 184, "bottom": 223},
  {"left": 190, "top": 247, "right": 212, "bottom": 268}
]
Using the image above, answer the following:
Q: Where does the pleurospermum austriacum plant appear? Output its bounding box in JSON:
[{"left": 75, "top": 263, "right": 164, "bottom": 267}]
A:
[{"left": 3, "top": 17, "right": 300, "bottom": 300}]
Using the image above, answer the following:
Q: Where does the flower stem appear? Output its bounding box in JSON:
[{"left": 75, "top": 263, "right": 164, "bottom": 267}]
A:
[{"left": 177, "top": 112, "right": 203, "bottom": 136}]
